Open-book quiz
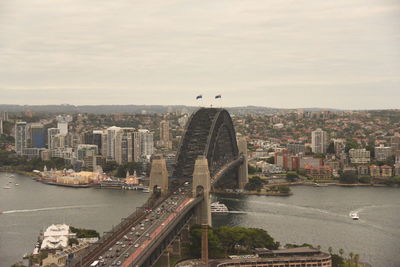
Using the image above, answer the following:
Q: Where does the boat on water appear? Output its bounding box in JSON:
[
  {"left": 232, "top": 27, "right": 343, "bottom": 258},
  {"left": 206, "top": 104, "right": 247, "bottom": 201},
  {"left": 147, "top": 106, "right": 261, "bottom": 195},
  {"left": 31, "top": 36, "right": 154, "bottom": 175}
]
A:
[
  {"left": 3, "top": 186, "right": 11, "bottom": 189},
  {"left": 211, "top": 202, "right": 229, "bottom": 213},
  {"left": 350, "top": 213, "right": 359, "bottom": 220},
  {"left": 15, "top": 183, "right": 19, "bottom": 186},
  {"left": 314, "top": 183, "right": 328, "bottom": 187}
]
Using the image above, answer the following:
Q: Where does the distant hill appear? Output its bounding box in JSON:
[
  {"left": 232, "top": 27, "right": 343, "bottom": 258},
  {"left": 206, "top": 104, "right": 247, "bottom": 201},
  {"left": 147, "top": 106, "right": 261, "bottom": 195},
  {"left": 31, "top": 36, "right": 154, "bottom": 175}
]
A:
[{"left": 0, "top": 104, "right": 343, "bottom": 115}]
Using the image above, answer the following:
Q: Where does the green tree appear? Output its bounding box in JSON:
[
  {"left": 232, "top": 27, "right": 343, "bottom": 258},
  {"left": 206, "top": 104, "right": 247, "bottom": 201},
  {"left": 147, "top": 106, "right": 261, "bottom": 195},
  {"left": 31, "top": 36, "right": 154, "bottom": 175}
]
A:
[
  {"left": 286, "top": 172, "right": 299, "bottom": 182},
  {"left": 248, "top": 164, "right": 257, "bottom": 174},
  {"left": 340, "top": 170, "right": 358, "bottom": 184},
  {"left": 327, "top": 141, "right": 335, "bottom": 154},
  {"left": 266, "top": 156, "right": 275, "bottom": 164},
  {"left": 244, "top": 176, "right": 264, "bottom": 191}
]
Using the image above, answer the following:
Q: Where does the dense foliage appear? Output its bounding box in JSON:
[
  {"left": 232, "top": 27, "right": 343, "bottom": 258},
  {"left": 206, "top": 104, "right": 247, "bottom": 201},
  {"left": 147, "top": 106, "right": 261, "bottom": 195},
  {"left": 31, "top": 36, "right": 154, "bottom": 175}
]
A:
[
  {"left": 187, "top": 225, "right": 279, "bottom": 258},
  {"left": 0, "top": 150, "right": 72, "bottom": 171},
  {"left": 244, "top": 176, "right": 264, "bottom": 191},
  {"left": 70, "top": 226, "right": 100, "bottom": 238}
]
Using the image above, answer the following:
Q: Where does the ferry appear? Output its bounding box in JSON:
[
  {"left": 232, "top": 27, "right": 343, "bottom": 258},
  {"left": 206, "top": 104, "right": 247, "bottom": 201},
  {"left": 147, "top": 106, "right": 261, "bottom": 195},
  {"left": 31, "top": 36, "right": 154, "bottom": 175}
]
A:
[
  {"left": 350, "top": 212, "right": 359, "bottom": 220},
  {"left": 211, "top": 202, "right": 229, "bottom": 213}
]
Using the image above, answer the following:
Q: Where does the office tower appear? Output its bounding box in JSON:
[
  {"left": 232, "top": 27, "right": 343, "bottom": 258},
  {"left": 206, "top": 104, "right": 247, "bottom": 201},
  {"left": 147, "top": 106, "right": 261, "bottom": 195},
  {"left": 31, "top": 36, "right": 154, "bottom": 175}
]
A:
[
  {"left": 56, "top": 115, "right": 72, "bottom": 134},
  {"left": 47, "top": 128, "right": 60, "bottom": 149},
  {"left": 139, "top": 129, "right": 154, "bottom": 158},
  {"left": 133, "top": 132, "right": 142, "bottom": 162},
  {"left": 115, "top": 128, "right": 135, "bottom": 164},
  {"left": 0, "top": 119, "right": 3, "bottom": 135},
  {"left": 311, "top": 128, "right": 328, "bottom": 154},
  {"left": 159, "top": 120, "right": 172, "bottom": 149},
  {"left": 15, "top": 122, "right": 27, "bottom": 155},
  {"left": 93, "top": 130, "right": 103, "bottom": 153},
  {"left": 106, "top": 126, "right": 121, "bottom": 160},
  {"left": 101, "top": 132, "right": 108, "bottom": 157},
  {"left": 30, "top": 123, "right": 46, "bottom": 148}
]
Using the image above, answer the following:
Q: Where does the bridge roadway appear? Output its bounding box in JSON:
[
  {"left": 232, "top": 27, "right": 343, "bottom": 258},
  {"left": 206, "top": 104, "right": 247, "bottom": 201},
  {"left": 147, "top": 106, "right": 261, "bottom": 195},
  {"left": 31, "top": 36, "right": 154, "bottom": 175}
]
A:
[{"left": 89, "top": 184, "right": 196, "bottom": 267}]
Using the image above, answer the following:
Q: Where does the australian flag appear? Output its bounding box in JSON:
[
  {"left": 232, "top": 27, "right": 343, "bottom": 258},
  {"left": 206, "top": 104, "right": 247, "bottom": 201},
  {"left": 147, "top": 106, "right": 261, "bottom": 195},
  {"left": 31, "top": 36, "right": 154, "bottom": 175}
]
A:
[
  {"left": 196, "top": 95, "right": 202, "bottom": 100},
  {"left": 215, "top": 94, "right": 222, "bottom": 99}
]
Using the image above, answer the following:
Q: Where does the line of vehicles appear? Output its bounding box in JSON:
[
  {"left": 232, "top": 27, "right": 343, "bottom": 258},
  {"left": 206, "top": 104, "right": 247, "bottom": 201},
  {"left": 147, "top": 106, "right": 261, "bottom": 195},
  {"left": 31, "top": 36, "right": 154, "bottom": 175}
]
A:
[{"left": 92, "top": 185, "right": 192, "bottom": 266}]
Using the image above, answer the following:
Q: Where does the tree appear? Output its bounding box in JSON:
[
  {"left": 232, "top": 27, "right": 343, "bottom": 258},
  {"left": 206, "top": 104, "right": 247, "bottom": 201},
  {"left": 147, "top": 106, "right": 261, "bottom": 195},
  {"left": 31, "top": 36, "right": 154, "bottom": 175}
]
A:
[
  {"left": 339, "top": 248, "right": 344, "bottom": 257},
  {"left": 327, "top": 141, "right": 335, "bottom": 154},
  {"left": 244, "top": 176, "right": 264, "bottom": 191},
  {"left": 328, "top": 246, "right": 333, "bottom": 255},
  {"left": 248, "top": 164, "right": 257, "bottom": 174},
  {"left": 286, "top": 172, "right": 299, "bottom": 182},
  {"left": 266, "top": 156, "right": 275, "bottom": 164},
  {"left": 103, "top": 161, "right": 118, "bottom": 173},
  {"left": 340, "top": 170, "right": 358, "bottom": 184}
]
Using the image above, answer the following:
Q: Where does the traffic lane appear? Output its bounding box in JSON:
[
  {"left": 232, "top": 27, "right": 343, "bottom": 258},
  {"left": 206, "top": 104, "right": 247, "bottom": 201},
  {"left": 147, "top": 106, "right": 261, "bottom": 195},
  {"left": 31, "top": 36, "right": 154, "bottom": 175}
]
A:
[
  {"left": 122, "top": 197, "right": 194, "bottom": 267},
  {"left": 100, "top": 194, "right": 190, "bottom": 266}
]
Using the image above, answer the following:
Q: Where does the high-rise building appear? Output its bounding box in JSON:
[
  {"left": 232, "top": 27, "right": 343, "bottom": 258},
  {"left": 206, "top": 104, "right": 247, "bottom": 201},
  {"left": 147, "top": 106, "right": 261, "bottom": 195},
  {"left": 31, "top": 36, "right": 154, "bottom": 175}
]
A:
[
  {"left": 311, "top": 129, "right": 328, "bottom": 154},
  {"left": 133, "top": 132, "right": 142, "bottom": 162},
  {"left": 0, "top": 119, "right": 3, "bottom": 135},
  {"left": 115, "top": 128, "right": 135, "bottom": 164},
  {"left": 15, "top": 122, "right": 27, "bottom": 155},
  {"left": 139, "top": 129, "right": 154, "bottom": 158},
  {"left": 106, "top": 126, "right": 121, "bottom": 160},
  {"left": 47, "top": 128, "right": 60, "bottom": 149},
  {"left": 158, "top": 120, "right": 172, "bottom": 149},
  {"left": 93, "top": 130, "right": 103, "bottom": 153},
  {"left": 30, "top": 123, "right": 46, "bottom": 148},
  {"left": 56, "top": 115, "right": 72, "bottom": 134}
]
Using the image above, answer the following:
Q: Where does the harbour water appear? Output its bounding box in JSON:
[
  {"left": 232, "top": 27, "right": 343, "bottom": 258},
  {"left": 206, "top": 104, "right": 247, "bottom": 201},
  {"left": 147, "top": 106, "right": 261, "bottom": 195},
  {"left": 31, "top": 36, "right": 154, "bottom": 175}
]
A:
[
  {"left": 1, "top": 173, "right": 399, "bottom": 267},
  {"left": 0, "top": 173, "right": 148, "bottom": 267},
  {"left": 213, "top": 186, "right": 400, "bottom": 267}
]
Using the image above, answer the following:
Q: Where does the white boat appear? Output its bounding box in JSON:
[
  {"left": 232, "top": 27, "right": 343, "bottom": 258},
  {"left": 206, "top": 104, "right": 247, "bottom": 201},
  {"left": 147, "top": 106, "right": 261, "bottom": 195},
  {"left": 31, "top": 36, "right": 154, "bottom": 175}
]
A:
[
  {"left": 211, "top": 202, "right": 229, "bottom": 213},
  {"left": 350, "top": 212, "right": 359, "bottom": 220},
  {"left": 15, "top": 184, "right": 19, "bottom": 186},
  {"left": 3, "top": 186, "right": 11, "bottom": 189}
]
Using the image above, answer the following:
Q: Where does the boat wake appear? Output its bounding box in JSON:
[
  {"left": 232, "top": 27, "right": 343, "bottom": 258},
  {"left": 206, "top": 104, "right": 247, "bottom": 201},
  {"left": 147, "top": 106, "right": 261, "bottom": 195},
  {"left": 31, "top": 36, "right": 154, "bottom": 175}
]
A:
[{"left": 2, "top": 204, "right": 107, "bottom": 214}]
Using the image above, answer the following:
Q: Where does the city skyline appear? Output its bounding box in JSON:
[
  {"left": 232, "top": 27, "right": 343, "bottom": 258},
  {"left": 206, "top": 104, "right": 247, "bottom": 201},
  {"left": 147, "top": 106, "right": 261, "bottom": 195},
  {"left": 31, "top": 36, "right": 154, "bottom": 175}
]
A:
[{"left": 1, "top": 0, "right": 399, "bottom": 109}]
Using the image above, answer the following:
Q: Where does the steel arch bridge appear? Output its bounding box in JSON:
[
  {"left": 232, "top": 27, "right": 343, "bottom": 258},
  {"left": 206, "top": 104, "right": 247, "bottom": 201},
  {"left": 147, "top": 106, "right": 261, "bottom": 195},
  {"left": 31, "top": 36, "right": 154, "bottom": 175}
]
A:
[{"left": 173, "top": 108, "right": 242, "bottom": 188}]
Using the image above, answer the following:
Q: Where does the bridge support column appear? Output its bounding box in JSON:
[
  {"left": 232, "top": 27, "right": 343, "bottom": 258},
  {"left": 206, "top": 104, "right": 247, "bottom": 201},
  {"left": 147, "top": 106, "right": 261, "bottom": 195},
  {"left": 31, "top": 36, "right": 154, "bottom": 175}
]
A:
[
  {"left": 192, "top": 156, "right": 212, "bottom": 226},
  {"left": 237, "top": 136, "right": 248, "bottom": 189},
  {"left": 149, "top": 155, "right": 169, "bottom": 196},
  {"left": 169, "top": 238, "right": 182, "bottom": 257}
]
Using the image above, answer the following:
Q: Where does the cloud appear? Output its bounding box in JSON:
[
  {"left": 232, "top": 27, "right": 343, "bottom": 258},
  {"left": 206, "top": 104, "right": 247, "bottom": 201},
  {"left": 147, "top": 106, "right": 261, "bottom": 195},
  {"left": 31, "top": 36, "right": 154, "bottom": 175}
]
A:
[{"left": 0, "top": 0, "right": 399, "bottom": 108}]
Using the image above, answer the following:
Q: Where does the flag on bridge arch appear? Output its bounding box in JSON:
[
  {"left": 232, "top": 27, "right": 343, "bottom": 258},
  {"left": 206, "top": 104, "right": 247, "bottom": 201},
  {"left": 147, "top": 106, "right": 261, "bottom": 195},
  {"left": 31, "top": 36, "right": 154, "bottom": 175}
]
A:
[
  {"left": 196, "top": 95, "right": 202, "bottom": 100},
  {"left": 215, "top": 94, "right": 222, "bottom": 99}
]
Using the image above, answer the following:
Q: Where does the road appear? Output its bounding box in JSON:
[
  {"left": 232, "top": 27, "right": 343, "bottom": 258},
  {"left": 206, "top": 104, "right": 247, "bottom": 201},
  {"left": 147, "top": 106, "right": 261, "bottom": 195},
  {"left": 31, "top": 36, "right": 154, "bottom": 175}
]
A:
[{"left": 93, "top": 184, "right": 193, "bottom": 267}]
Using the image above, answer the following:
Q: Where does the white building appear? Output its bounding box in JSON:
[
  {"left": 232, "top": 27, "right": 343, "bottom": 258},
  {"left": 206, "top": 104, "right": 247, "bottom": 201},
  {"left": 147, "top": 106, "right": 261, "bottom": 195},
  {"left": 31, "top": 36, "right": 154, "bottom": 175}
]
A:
[
  {"left": 106, "top": 126, "right": 121, "bottom": 160},
  {"left": 41, "top": 224, "right": 76, "bottom": 250},
  {"left": 311, "top": 129, "right": 328, "bottom": 154},
  {"left": 139, "top": 129, "right": 154, "bottom": 158},
  {"left": 15, "top": 122, "right": 27, "bottom": 155},
  {"left": 349, "top": 148, "right": 371, "bottom": 164}
]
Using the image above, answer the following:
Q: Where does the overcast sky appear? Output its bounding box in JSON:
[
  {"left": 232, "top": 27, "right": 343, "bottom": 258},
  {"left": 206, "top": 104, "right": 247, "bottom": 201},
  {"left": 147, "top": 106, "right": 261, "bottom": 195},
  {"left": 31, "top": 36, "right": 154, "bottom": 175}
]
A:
[{"left": 1, "top": 0, "right": 399, "bottom": 109}]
